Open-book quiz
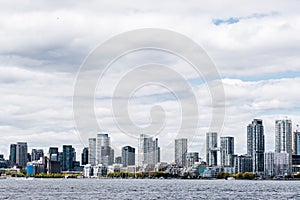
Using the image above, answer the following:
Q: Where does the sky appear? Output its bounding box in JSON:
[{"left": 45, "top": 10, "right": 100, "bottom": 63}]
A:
[{"left": 0, "top": 0, "right": 300, "bottom": 162}]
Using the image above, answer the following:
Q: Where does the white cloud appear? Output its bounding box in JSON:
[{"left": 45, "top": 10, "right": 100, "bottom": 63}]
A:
[{"left": 0, "top": 0, "right": 299, "bottom": 163}]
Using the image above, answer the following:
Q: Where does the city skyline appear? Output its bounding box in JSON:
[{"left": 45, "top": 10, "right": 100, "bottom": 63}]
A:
[
  {"left": 1, "top": 1, "right": 300, "bottom": 163},
  {"left": 1, "top": 117, "right": 300, "bottom": 163},
  {"left": 2, "top": 117, "right": 300, "bottom": 165}
]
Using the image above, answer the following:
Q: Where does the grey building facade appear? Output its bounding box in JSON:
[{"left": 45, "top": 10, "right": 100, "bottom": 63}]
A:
[
  {"left": 247, "top": 119, "right": 265, "bottom": 175},
  {"left": 175, "top": 138, "right": 188, "bottom": 167},
  {"left": 220, "top": 136, "right": 234, "bottom": 167},
  {"left": 122, "top": 146, "right": 135, "bottom": 167},
  {"left": 206, "top": 132, "right": 218, "bottom": 166}
]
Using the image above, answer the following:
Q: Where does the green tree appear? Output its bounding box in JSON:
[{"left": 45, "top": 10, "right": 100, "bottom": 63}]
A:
[
  {"left": 20, "top": 169, "right": 26, "bottom": 175},
  {"left": 243, "top": 172, "right": 255, "bottom": 180}
]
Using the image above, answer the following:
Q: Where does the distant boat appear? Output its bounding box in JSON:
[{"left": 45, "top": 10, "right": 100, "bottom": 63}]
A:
[{"left": 226, "top": 177, "right": 235, "bottom": 180}]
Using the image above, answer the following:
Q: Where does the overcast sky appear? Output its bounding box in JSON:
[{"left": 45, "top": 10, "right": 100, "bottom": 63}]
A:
[{"left": 0, "top": 0, "right": 300, "bottom": 162}]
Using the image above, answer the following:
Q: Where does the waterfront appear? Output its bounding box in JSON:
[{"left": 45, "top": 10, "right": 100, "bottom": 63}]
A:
[{"left": 1, "top": 179, "right": 300, "bottom": 199}]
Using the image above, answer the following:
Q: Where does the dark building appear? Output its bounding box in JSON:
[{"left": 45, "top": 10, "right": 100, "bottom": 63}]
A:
[
  {"left": 292, "top": 154, "right": 300, "bottom": 173},
  {"left": 9, "top": 144, "right": 17, "bottom": 166},
  {"left": 122, "top": 146, "right": 135, "bottom": 167},
  {"left": 81, "top": 147, "right": 88, "bottom": 165},
  {"left": 27, "top": 153, "right": 31, "bottom": 162},
  {"left": 206, "top": 132, "right": 218, "bottom": 166},
  {"left": 47, "top": 159, "right": 61, "bottom": 174},
  {"left": 220, "top": 137, "right": 234, "bottom": 167},
  {"left": 293, "top": 128, "right": 300, "bottom": 155},
  {"left": 16, "top": 142, "right": 28, "bottom": 169},
  {"left": 62, "top": 145, "right": 75, "bottom": 171},
  {"left": 31, "top": 149, "right": 44, "bottom": 161},
  {"left": 115, "top": 156, "right": 122, "bottom": 164},
  {"left": 234, "top": 154, "right": 253, "bottom": 173},
  {"left": 0, "top": 154, "right": 7, "bottom": 168},
  {"left": 247, "top": 119, "right": 265, "bottom": 175},
  {"left": 49, "top": 147, "right": 59, "bottom": 161}
]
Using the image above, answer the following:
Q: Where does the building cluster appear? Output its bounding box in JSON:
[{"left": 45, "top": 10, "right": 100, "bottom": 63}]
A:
[
  {"left": 202, "top": 118, "right": 300, "bottom": 178},
  {"left": 1, "top": 118, "right": 300, "bottom": 178},
  {"left": 83, "top": 133, "right": 160, "bottom": 177},
  {"left": 0, "top": 143, "right": 82, "bottom": 175}
]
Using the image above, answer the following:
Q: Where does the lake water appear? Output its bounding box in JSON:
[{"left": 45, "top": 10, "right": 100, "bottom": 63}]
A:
[{"left": 1, "top": 179, "right": 300, "bottom": 199}]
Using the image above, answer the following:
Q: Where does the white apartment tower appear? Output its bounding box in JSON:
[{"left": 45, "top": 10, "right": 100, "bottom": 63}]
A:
[
  {"left": 275, "top": 119, "right": 292, "bottom": 174},
  {"left": 138, "top": 134, "right": 160, "bottom": 166}
]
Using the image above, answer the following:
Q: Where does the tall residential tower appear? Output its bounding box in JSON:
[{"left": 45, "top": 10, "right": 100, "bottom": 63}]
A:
[
  {"left": 247, "top": 119, "right": 265, "bottom": 175},
  {"left": 220, "top": 136, "right": 234, "bottom": 167},
  {"left": 175, "top": 138, "right": 188, "bottom": 167},
  {"left": 206, "top": 132, "right": 218, "bottom": 166},
  {"left": 275, "top": 119, "right": 292, "bottom": 174},
  {"left": 16, "top": 142, "right": 28, "bottom": 169},
  {"left": 138, "top": 134, "right": 160, "bottom": 166},
  {"left": 293, "top": 125, "right": 300, "bottom": 155}
]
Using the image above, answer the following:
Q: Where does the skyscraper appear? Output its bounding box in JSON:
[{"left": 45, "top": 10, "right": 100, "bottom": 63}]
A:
[
  {"left": 138, "top": 134, "right": 160, "bottom": 166},
  {"left": 96, "top": 133, "right": 114, "bottom": 166},
  {"left": 122, "top": 146, "right": 135, "bottom": 167},
  {"left": 247, "top": 119, "right": 265, "bottom": 175},
  {"left": 206, "top": 132, "right": 218, "bottom": 166},
  {"left": 174, "top": 138, "right": 188, "bottom": 167},
  {"left": 16, "top": 142, "right": 28, "bottom": 168},
  {"left": 293, "top": 126, "right": 300, "bottom": 155},
  {"left": 88, "top": 138, "right": 96, "bottom": 165},
  {"left": 31, "top": 149, "right": 44, "bottom": 161},
  {"left": 81, "top": 147, "right": 89, "bottom": 165},
  {"left": 62, "top": 145, "right": 75, "bottom": 171},
  {"left": 47, "top": 147, "right": 61, "bottom": 174},
  {"left": 275, "top": 119, "right": 292, "bottom": 174},
  {"left": 48, "top": 147, "right": 59, "bottom": 161},
  {"left": 9, "top": 144, "right": 17, "bottom": 166},
  {"left": 220, "top": 136, "right": 234, "bottom": 167}
]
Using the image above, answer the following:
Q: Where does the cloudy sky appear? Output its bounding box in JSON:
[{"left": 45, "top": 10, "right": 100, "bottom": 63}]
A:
[{"left": 0, "top": 0, "right": 300, "bottom": 162}]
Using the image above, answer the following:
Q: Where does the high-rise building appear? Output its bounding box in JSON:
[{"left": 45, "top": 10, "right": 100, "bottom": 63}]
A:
[
  {"left": 186, "top": 152, "right": 199, "bottom": 167},
  {"left": 293, "top": 126, "right": 300, "bottom": 155},
  {"left": 16, "top": 142, "right": 28, "bottom": 169},
  {"left": 275, "top": 119, "right": 292, "bottom": 174},
  {"left": 206, "top": 132, "right": 218, "bottom": 166},
  {"left": 122, "top": 146, "right": 135, "bottom": 167},
  {"left": 220, "top": 136, "right": 234, "bottom": 167},
  {"left": 234, "top": 154, "right": 253, "bottom": 173},
  {"left": 48, "top": 147, "right": 59, "bottom": 161},
  {"left": 175, "top": 138, "right": 188, "bottom": 167},
  {"left": 88, "top": 138, "right": 96, "bottom": 165},
  {"left": 62, "top": 145, "right": 75, "bottom": 171},
  {"left": 31, "top": 149, "right": 44, "bottom": 161},
  {"left": 96, "top": 133, "right": 114, "bottom": 166},
  {"left": 138, "top": 134, "right": 160, "bottom": 166},
  {"left": 47, "top": 147, "right": 61, "bottom": 173},
  {"left": 9, "top": 144, "right": 17, "bottom": 166},
  {"left": 247, "top": 119, "right": 265, "bottom": 175},
  {"left": 81, "top": 147, "right": 89, "bottom": 165}
]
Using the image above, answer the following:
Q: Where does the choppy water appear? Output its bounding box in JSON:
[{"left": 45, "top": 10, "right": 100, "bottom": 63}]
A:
[{"left": 1, "top": 178, "right": 300, "bottom": 199}]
